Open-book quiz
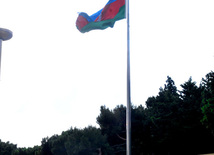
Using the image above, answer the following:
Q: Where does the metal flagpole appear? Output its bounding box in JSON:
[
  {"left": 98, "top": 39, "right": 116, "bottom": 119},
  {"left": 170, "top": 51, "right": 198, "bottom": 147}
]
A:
[{"left": 126, "top": 0, "right": 131, "bottom": 154}]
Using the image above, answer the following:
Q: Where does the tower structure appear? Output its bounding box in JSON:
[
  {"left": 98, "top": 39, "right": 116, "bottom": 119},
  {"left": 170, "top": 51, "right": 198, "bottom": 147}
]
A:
[{"left": 0, "top": 28, "right": 13, "bottom": 79}]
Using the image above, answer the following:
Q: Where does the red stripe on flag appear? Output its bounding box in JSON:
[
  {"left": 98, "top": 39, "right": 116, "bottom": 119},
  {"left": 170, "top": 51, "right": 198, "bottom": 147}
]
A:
[
  {"left": 95, "top": 0, "right": 125, "bottom": 21},
  {"left": 76, "top": 15, "right": 89, "bottom": 31}
]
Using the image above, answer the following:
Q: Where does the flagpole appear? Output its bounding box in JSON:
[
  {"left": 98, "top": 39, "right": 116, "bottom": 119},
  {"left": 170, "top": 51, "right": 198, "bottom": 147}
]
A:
[{"left": 126, "top": 0, "right": 131, "bottom": 154}]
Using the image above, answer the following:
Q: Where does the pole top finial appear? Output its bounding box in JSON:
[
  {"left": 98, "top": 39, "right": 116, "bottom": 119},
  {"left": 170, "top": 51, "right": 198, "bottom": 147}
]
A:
[{"left": 0, "top": 28, "right": 13, "bottom": 41}]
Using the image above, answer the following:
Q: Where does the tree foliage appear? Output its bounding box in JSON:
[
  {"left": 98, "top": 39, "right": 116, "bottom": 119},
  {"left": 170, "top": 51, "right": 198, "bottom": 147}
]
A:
[
  {"left": 1, "top": 71, "right": 214, "bottom": 155},
  {"left": 96, "top": 73, "right": 214, "bottom": 155},
  {"left": 201, "top": 71, "right": 214, "bottom": 136},
  {"left": 40, "top": 126, "right": 112, "bottom": 155}
]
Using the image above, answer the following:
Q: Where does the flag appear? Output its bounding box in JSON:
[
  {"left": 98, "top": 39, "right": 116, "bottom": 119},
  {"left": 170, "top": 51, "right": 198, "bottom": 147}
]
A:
[{"left": 76, "top": 0, "right": 125, "bottom": 33}]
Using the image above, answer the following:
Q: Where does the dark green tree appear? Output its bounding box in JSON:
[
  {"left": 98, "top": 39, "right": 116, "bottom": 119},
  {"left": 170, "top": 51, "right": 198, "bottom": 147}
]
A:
[
  {"left": 97, "top": 105, "right": 126, "bottom": 154},
  {"left": 64, "top": 126, "right": 112, "bottom": 155},
  {"left": 0, "top": 140, "right": 17, "bottom": 155},
  {"left": 178, "top": 77, "right": 210, "bottom": 154},
  {"left": 2, "top": 71, "right": 214, "bottom": 155},
  {"left": 39, "top": 126, "right": 111, "bottom": 155},
  {"left": 14, "top": 146, "right": 41, "bottom": 155},
  {"left": 179, "top": 77, "right": 203, "bottom": 128},
  {"left": 41, "top": 137, "right": 53, "bottom": 155},
  {"left": 48, "top": 134, "right": 67, "bottom": 155},
  {"left": 146, "top": 76, "right": 181, "bottom": 154},
  {"left": 131, "top": 105, "right": 150, "bottom": 155},
  {"left": 97, "top": 105, "right": 151, "bottom": 155},
  {"left": 201, "top": 71, "right": 214, "bottom": 136}
]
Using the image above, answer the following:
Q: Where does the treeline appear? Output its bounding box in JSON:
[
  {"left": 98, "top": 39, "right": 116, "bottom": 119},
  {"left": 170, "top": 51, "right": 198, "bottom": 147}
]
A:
[{"left": 0, "top": 71, "right": 214, "bottom": 155}]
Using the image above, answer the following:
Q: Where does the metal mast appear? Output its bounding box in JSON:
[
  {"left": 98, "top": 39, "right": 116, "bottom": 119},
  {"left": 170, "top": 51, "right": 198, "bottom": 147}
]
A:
[{"left": 125, "top": 0, "right": 131, "bottom": 154}]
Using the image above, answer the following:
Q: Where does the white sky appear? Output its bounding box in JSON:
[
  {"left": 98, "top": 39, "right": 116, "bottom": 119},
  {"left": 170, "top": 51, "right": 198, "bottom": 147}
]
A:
[{"left": 0, "top": 0, "right": 213, "bottom": 148}]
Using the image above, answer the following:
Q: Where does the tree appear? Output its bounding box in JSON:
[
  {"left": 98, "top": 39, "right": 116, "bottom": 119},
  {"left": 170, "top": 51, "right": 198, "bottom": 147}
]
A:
[
  {"left": 39, "top": 126, "right": 112, "bottom": 155},
  {"left": 131, "top": 105, "right": 151, "bottom": 155},
  {"left": 0, "top": 140, "right": 17, "bottom": 155},
  {"left": 164, "top": 76, "right": 178, "bottom": 96},
  {"left": 2, "top": 72, "right": 214, "bottom": 155},
  {"left": 201, "top": 71, "right": 214, "bottom": 136},
  {"left": 178, "top": 77, "right": 209, "bottom": 154},
  {"left": 146, "top": 76, "right": 182, "bottom": 154},
  {"left": 14, "top": 146, "right": 41, "bottom": 155},
  {"left": 41, "top": 137, "right": 52, "bottom": 155},
  {"left": 179, "top": 77, "right": 203, "bottom": 128},
  {"left": 64, "top": 126, "right": 112, "bottom": 155},
  {"left": 97, "top": 105, "right": 126, "bottom": 154}
]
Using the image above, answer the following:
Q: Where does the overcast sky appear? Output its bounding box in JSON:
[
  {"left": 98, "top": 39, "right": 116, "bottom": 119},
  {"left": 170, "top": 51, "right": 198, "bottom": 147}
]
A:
[{"left": 0, "top": 0, "right": 214, "bottom": 147}]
